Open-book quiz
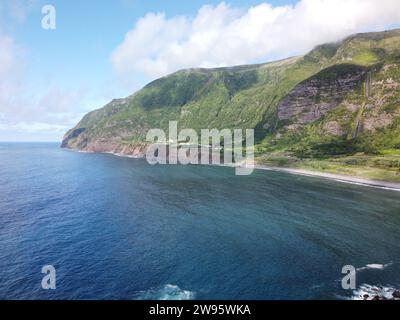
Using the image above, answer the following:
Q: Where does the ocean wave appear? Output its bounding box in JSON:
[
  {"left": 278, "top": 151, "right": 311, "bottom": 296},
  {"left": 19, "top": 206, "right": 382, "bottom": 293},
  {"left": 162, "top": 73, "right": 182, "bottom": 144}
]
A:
[
  {"left": 352, "top": 284, "right": 400, "bottom": 300},
  {"left": 133, "top": 284, "right": 195, "bottom": 300},
  {"left": 356, "top": 262, "right": 392, "bottom": 272}
]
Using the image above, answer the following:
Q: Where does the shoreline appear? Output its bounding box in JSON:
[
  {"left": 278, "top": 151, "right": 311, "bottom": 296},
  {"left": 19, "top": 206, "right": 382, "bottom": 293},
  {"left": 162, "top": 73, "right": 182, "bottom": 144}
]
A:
[
  {"left": 254, "top": 165, "right": 400, "bottom": 191},
  {"left": 62, "top": 147, "right": 400, "bottom": 191}
]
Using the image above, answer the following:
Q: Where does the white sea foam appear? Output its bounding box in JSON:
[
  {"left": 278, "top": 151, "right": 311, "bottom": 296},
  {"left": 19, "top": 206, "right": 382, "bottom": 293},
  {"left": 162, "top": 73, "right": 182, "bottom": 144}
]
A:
[
  {"left": 366, "top": 264, "right": 387, "bottom": 270},
  {"left": 357, "top": 262, "right": 392, "bottom": 271},
  {"left": 352, "top": 284, "right": 400, "bottom": 300},
  {"left": 133, "top": 284, "right": 195, "bottom": 300}
]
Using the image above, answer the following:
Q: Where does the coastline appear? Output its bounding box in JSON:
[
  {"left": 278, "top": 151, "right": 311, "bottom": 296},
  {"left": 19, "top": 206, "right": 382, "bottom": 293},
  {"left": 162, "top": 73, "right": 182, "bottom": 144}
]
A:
[
  {"left": 254, "top": 165, "right": 400, "bottom": 191},
  {"left": 62, "top": 147, "right": 400, "bottom": 191}
]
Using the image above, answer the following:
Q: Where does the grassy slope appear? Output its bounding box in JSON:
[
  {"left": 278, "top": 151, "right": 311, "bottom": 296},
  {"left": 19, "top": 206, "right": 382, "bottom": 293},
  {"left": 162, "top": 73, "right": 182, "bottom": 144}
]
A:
[
  {"left": 65, "top": 56, "right": 323, "bottom": 151},
  {"left": 64, "top": 29, "right": 400, "bottom": 182}
]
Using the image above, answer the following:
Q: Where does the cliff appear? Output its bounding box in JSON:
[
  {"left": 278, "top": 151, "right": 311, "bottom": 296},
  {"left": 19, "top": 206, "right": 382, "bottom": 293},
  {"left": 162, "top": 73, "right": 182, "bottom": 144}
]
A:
[{"left": 62, "top": 29, "right": 400, "bottom": 182}]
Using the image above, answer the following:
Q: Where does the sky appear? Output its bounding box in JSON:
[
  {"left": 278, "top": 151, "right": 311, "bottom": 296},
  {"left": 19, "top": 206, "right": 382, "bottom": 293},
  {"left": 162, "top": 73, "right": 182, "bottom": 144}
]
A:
[{"left": 1, "top": 0, "right": 400, "bottom": 142}]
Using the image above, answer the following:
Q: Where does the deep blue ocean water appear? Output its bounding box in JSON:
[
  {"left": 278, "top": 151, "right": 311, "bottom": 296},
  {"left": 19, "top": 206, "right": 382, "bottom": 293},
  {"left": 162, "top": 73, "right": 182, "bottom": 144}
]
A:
[{"left": 0, "top": 142, "right": 399, "bottom": 300}]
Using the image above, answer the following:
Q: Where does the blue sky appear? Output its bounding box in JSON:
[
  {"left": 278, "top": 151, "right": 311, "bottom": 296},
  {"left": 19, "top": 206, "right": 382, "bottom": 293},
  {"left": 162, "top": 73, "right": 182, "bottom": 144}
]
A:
[
  {"left": 0, "top": 0, "right": 400, "bottom": 141},
  {"left": 17, "top": 0, "right": 295, "bottom": 100}
]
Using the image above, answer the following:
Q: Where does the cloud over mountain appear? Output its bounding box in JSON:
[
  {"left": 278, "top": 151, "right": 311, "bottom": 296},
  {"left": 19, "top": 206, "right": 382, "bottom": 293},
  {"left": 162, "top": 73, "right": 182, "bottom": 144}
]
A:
[{"left": 112, "top": 0, "right": 400, "bottom": 79}]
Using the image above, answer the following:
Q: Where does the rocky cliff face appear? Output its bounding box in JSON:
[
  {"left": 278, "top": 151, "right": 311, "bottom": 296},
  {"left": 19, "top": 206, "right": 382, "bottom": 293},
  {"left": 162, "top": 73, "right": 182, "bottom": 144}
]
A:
[{"left": 277, "top": 65, "right": 367, "bottom": 124}]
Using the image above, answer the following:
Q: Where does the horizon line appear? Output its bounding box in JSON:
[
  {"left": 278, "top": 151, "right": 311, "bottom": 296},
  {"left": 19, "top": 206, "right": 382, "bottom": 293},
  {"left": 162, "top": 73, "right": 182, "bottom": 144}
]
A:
[{"left": 0, "top": 141, "right": 60, "bottom": 143}]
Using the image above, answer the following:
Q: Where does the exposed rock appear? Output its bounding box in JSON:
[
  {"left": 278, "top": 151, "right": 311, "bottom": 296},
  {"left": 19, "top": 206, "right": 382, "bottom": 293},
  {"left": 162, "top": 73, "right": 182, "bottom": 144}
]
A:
[
  {"left": 343, "top": 101, "right": 361, "bottom": 112},
  {"left": 363, "top": 112, "right": 394, "bottom": 131},
  {"left": 61, "top": 128, "right": 86, "bottom": 148},
  {"left": 286, "top": 124, "right": 303, "bottom": 132},
  {"left": 278, "top": 65, "right": 366, "bottom": 124},
  {"left": 323, "top": 121, "right": 346, "bottom": 136}
]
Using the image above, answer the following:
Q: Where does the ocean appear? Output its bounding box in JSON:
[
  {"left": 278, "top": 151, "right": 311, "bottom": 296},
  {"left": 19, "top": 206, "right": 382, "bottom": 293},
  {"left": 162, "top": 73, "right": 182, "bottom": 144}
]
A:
[{"left": 0, "top": 142, "right": 399, "bottom": 299}]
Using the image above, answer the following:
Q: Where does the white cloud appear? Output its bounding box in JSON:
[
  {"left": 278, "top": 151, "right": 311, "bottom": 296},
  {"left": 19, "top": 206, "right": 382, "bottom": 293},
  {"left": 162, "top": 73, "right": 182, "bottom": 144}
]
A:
[
  {"left": 0, "top": 35, "right": 24, "bottom": 100},
  {"left": 0, "top": 81, "right": 89, "bottom": 134},
  {"left": 0, "top": 122, "right": 68, "bottom": 133},
  {"left": 111, "top": 0, "right": 400, "bottom": 80},
  {"left": 0, "top": 0, "right": 95, "bottom": 141},
  {"left": 1, "top": 0, "right": 37, "bottom": 21},
  {"left": 0, "top": 36, "right": 19, "bottom": 75},
  {"left": 0, "top": 33, "right": 89, "bottom": 140}
]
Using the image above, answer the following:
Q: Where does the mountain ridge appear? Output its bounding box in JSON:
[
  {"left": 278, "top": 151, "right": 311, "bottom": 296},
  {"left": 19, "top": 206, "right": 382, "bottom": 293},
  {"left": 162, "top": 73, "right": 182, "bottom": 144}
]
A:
[{"left": 62, "top": 28, "right": 400, "bottom": 182}]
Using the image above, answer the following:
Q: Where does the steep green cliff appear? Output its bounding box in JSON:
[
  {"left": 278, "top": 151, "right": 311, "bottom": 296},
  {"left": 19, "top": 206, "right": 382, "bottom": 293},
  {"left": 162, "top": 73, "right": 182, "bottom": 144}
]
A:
[{"left": 62, "top": 29, "right": 400, "bottom": 181}]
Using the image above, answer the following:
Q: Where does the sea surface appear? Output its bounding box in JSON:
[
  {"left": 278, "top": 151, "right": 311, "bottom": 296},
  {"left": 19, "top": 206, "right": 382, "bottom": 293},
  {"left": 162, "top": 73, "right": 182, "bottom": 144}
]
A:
[{"left": 0, "top": 142, "right": 399, "bottom": 300}]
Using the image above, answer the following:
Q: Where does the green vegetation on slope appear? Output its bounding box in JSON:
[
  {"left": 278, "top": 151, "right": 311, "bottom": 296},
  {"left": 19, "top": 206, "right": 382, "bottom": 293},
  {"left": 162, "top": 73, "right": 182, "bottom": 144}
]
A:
[{"left": 63, "top": 29, "right": 400, "bottom": 182}]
